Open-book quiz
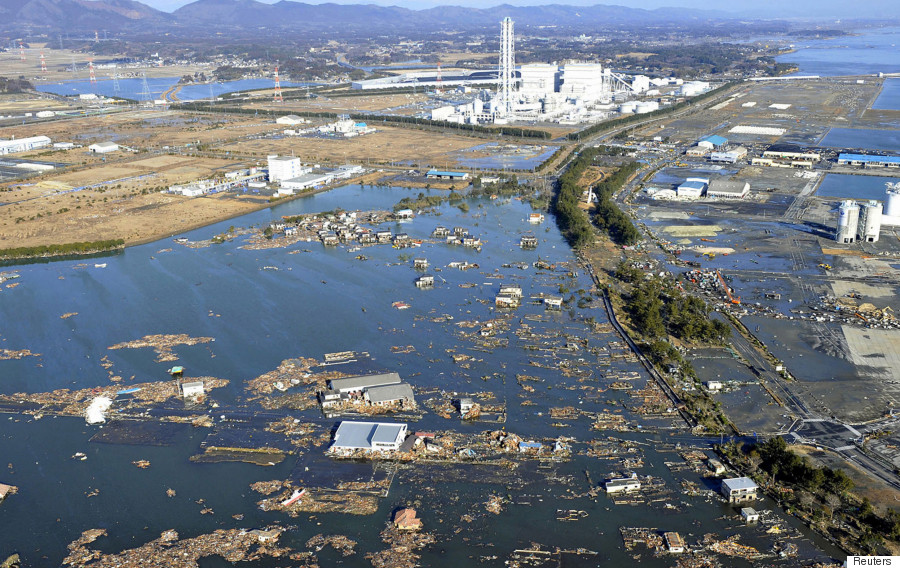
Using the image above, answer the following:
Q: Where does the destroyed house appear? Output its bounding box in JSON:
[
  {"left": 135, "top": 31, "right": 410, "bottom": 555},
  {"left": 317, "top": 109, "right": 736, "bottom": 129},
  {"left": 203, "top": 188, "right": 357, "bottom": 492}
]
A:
[
  {"left": 415, "top": 275, "right": 435, "bottom": 287},
  {"left": 365, "top": 383, "right": 416, "bottom": 407},
  {"left": 520, "top": 235, "right": 538, "bottom": 248},
  {"left": 432, "top": 226, "right": 450, "bottom": 237},
  {"left": 330, "top": 421, "right": 408, "bottom": 453},
  {"left": 721, "top": 477, "right": 758, "bottom": 502},
  {"left": 0, "top": 483, "right": 12, "bottom": 501},
  {"left": 375, "top": 230, "right": 392, "bottom": 242},
  {"left": 393, "top": 508, "right": 423, "bottom": 530},
  {"left": 605, "top": 476, "right": 641, "bottom": 493},
  {"left": 664, "top": 532, "right": 685, "bottom": 553},
  {"left": 180, "top": 380, "right": 205, "bottom": 398}
]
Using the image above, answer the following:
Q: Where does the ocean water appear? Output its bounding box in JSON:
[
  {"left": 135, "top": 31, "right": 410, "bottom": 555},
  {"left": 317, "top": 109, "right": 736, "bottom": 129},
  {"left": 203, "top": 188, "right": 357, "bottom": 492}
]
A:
[
  {"left": 776, "top": 27, "right": 900, "bottom": 76},
  {"left": 36, "top": 77, "right": 311, "bottom": 101},
  {"left": 818, "top": 127, "right": 900, "bottom": 152},
  {"left": 873, "top": 78, "right": 900, "bottom": 111},
  {"left": 815, "top": 173, "right": 899, "bottom": 201},
  {"left": 0, "top": 185, "right": 842, "bottom": 566}
]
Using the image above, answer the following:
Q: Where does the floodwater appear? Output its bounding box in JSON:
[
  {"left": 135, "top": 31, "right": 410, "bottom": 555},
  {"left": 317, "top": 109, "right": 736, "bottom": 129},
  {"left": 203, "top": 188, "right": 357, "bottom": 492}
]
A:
[
  {"left": 816, "top": 173, "right": 899, "bottom": 201},
  {"left": 454, "top": 143, "right": 557, "bottom": 171},
  {"left": 0, "top": 185, "right": 842, "bottom": 565},
  {"left": 36, "top": 77, "right": 311, "bottom": 101},
  {"left": 873, "top": 78, "right": 900, "bottom": 111},
  {"left": 776, "top": 26, "right": 900, "bottom": 76},
  {"left": 818, "top": 127, "right": 900, "bottom": 152}
]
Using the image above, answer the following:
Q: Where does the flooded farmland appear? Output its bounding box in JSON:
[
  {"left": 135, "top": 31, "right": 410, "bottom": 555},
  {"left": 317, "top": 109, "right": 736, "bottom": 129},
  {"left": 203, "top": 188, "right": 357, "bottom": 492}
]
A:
[{"left": 0, "top": 184, "right": 842, "bottom": 566}]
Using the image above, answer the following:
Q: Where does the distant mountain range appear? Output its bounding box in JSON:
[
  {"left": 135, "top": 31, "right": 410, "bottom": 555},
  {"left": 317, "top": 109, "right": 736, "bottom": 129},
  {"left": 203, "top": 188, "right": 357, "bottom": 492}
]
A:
[{"left": 5, "top": 0, "right": 727, "bottom": 33}]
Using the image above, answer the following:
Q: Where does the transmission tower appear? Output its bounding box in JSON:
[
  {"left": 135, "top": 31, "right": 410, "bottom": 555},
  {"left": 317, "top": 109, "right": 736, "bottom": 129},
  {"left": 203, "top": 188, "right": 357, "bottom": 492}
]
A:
[
  {"left": 88, "top": 58, "right": 97, "bottom": 85},
  {"left": 112, "top": 73, "right": 120, "bottom": 96},
  {"left": 40, "top": 51, "right": 47, "bottom": 75},
  {"left": 273, "top": 64, "right": 283, "bottom": 103},
  {"left": 496, "top": 17, "right": 516, "bottom": 120},
  {"left": 139, "top": 72, "right": 151, "bottom": 102},
  {"left": 19, "top": 42, "right": 26, "bottom": 63}
]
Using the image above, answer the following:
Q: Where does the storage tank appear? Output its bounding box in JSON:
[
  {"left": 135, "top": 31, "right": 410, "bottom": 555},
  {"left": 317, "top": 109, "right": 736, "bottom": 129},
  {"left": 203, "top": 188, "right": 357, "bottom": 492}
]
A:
[
  {"left": 835, "top": 200, "right": 859, "bottom": 244},
  {"left": 860, "top": 200, "right": 883, "bottom": 242},
  {"left": 618, "top": 101, "right": 638, "bottom": 114},
  {"left": 884, "top": 183, "right": 900, "bottom": 218}
]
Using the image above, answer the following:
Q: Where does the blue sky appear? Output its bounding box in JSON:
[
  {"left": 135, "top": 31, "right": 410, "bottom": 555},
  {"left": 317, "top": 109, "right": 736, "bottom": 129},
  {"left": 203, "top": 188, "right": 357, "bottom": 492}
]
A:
[{"left": 141, "top": 0, "right": 900, "bottom": 19}]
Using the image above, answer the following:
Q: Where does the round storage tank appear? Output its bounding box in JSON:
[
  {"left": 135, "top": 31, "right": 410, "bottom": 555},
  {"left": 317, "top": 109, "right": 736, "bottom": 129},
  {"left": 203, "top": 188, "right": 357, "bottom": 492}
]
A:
[
  {"left": 885, "top": 186, "right": 900, "bottom": 218},
  {"left": 619, "top": 102, "right": 637, "bottom": 114},
  {"left": 861, "top": 200, "right": 883, "bottom": 242},
  {"left": 836, "top": 200, "right": 860, "bottom": 244}
]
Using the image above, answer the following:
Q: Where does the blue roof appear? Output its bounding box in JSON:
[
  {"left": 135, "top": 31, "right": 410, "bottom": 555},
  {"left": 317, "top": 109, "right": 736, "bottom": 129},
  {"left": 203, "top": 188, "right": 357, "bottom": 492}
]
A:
[
  {"left": 679, "top": 180, "right": 707, "bottom": 190},
  {"left": 426, "top": 169, "right": 468, "bottom": 177},
  {"left": 519, "top": 441, "right": 543, "bottom": 449},
  {"left": 700, "top": 135, "right": 728, "bottom": 146},
  {"left": 838, "top": 153, "right": 900, "bottom": 165}
]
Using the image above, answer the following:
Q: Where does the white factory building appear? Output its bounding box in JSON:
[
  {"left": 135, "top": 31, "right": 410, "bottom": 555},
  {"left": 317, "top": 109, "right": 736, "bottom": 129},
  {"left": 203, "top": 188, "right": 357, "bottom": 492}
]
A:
[
  {"left": 267, "top": 155, "right": 309, "bottom": 183},
  {"left": 0, "top": 136, "right": 52, "bottom": 155}
]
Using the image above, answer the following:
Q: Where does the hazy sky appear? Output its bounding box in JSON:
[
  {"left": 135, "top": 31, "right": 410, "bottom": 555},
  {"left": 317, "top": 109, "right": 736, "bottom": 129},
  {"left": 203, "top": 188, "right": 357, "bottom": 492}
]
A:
[{"left": 141, "top": 0, "right": 900, "bottom": 19}]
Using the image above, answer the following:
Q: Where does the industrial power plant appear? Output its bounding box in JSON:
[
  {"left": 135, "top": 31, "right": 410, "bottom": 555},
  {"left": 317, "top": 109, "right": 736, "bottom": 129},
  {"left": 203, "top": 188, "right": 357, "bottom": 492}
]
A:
[
  {"left": 354, "top": 17, "right": 707, "bottom": 125},
  {"left": 833, "top": 182, "right": 900, "bottom": 244}
]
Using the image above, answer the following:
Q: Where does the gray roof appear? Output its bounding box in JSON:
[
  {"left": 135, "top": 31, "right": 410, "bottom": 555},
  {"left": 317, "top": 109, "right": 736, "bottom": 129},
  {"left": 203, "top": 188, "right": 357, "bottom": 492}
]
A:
[
  {"left": 329, "top": 372, "right": 401, "bottom": 393},
  {"left": 722, "top": 477, "right": 757, "bottom": 491},
  {"left": 332, "top": 421, "right": 406, "bottom": 449},
  {"left": 708, "top": 179, "right": 749, "bottom": 194},
  {"left": 366, "top": 383, "right": 415, "bottom": 404}
]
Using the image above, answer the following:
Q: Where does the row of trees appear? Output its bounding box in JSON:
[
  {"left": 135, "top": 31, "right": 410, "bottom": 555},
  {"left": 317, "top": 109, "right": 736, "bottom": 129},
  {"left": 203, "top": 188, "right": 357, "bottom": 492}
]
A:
[
  {"left": 174, "top": 103, "right": 551, "bottom": 139},
  {"left": 0, "top": 239, "right": 125, "bottom": 260},
  {"left": 567, "top": 82, "right": 736, "bottom": 141},
  {"left": 551, "top": 147, "right": 599, "bottom": 248},
  {"left": 624, "top": 277, "right": 731, "bottom": 343},
  {"left": 590, "top": 162, "right": 641, "bottom": 246}
]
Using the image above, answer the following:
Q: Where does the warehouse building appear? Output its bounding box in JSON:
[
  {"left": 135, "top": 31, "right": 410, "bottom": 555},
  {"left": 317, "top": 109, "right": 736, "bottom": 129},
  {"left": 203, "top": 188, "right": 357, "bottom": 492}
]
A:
[
  {"left": 268, "top": 155, "right": 309, "bottom": 182},
  {"left": 707, "top": 179, "right": 750, "bottom": 199},
  {"left": 0, "top": 135, "right": 51, "bottom": 155},
  {"left": 709, "top": 146, "right": 747, "bottom": 163},
  {"left": 762, "top": 144, "right": 820, "bottom": 163},
  {"left": 329, "top": 421, "right": 408, "bottom": 454},
  {"left": 837, "top": 153, "right": 900, "bottom": 168},
  {"left": 88, "top": 141, "right": 119, "bottom": 154},
  {"left": 697, "top": 135, "right": 727, "bottom": 150},
  {"left": 426, "top": 170, "right": 470, "bottom": 180}
]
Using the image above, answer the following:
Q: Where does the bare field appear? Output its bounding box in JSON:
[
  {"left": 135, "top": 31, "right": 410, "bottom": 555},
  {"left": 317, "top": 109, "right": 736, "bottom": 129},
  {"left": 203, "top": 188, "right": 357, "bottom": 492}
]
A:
[
  {"left": 0, "top": 191, "right": 265, "bottom": 248},
  {"left": 3, "top": 110, "right": 285, "bottom": 154},
  {"left": 0, "top": 46, "right": 210, "bottom": 84},
  {"left": 218, "top": 126, "right": 484, "bottom": 167},
  {"left": 249, "top": 91, "right": 429, "bottom": 114}
]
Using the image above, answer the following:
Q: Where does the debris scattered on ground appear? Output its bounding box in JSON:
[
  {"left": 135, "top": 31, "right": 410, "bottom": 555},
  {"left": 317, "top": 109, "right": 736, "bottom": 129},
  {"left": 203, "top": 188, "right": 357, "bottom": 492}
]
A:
[
  {"left": 305, "top": 534, "right": 358, "bottom": 557},
  {"left": 108, "top": 334, "right": 215, "bottom": 363},
  {"left": 63, "top": 526, "right": 290, "bottom": 567}
]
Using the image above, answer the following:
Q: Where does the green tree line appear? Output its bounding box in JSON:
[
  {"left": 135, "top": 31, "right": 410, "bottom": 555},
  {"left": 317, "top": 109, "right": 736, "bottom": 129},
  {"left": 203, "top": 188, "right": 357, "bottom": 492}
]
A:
[{"left": 0, "top": 239, "right": 125, "bottom": 260}]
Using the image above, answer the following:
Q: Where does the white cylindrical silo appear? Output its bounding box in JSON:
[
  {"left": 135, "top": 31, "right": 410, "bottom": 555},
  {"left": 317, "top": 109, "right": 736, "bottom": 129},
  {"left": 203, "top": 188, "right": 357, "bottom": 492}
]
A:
[
  {"left": 861, "top": 200, "right": 883, "bottom": 242},
  {"left": 885, "top": 186, "right": 900, "bottom": 218},
  {"left": 836, "top": 200, "right": 859, "bottom": 244}
]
